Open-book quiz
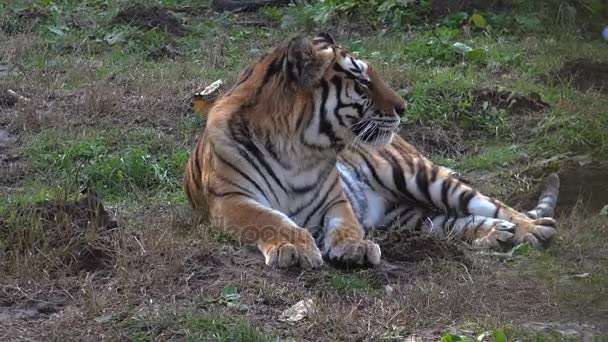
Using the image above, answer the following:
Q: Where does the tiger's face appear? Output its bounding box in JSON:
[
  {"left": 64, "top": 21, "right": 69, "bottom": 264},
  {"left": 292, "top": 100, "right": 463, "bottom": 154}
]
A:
[{"left": 288, "top": 33, "right": 406, "bottom": 148}]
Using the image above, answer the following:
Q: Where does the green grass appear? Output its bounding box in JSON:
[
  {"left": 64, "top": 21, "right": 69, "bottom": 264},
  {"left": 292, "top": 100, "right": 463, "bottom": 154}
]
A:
[
  {"left": 120, "top": 311, "right": 272, "bottom": 342},
  {"left": 439, "top": 146, "right": 520, "bottom": 172},
  {"left": 330, "top": 273, "right": 373, "bottom": 293}
]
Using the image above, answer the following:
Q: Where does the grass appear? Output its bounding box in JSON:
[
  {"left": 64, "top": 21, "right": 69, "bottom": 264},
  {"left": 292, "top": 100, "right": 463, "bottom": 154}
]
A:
[
  {"left": 119, "top": 311, "right": 272, "bottom": 342},
  {"left": 1, "top": 0, "right": 607, "bottom": 340},
  {"left": 329, "top": 273, "right": 374, "bottom": 293}
]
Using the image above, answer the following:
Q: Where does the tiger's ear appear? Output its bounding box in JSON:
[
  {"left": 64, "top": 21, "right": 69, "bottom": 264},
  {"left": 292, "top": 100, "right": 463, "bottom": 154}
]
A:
[
  {"left": 286, "top": 36, "right": 333, "bottom": 89},
  {"left": 315, "top": 32, "right": 336, "bottom": 45}
]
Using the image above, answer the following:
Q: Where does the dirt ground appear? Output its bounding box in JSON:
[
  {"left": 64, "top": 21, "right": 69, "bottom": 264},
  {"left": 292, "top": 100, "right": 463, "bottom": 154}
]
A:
[{"left": 1, "top": 1, "right": 608, "bottom": 341}]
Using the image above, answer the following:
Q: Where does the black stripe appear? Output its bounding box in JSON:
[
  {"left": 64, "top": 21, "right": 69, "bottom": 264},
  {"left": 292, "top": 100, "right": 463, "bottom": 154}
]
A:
[
  {"left": 318, "top": 80, "right": 338, "bottom": 143},
  {"left": 356, "top": 151, "right": 400, "bottom": 198},
  {"left": 216, "top": 174, "right": 257, "bottom": 198},
  {"left": 228, "top": 122, "right": 286, "bottom": 201},
  {"left": 493, "top": 204, "right": 500, "bottom": 218},
  {"left": 459, "top": 191, "right": 476, "bottom": 215},
  {"left": 330, "top": 76, "right": 346, "bottom": 127},
  {"left": 290, "top": 174, "right": 338, "bottom": 218},
  {"left": 441, "top": 179, "right": 452, "bottom": 213},
  {"left": 349, "top": 57, "right": 361, "bottom": 72},
  {"left": 302, "top": 177, "right": 340, "bottom": 227},
  {"left": 379, "top": 149, "right": 416, "bottom": 202},
  {"left": 213, "top": 149, "right": 271, "bottom": 204},
  {"left": 263, "top": 56, "right": 284, "bottom": 84},
  {"left": 415, "top": 159, "right": 432, "bottom": 204}
]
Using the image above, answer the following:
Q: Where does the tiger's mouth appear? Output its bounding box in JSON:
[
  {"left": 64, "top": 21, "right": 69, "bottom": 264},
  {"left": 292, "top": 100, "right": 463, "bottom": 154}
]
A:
[
  {"left": 360, "top": 126, "right": 394, "bottom": 145},
  {"left": 351, "top": 119, "right": 398, "bottom": 146}
]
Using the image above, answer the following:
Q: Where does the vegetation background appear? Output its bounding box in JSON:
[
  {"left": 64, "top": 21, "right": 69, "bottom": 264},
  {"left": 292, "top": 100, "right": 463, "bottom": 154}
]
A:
[{"left": 1, "top": 0, "right": 607, "bottom": 340}]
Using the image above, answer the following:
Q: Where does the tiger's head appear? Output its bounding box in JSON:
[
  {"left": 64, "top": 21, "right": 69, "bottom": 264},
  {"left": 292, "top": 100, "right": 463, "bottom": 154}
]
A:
[
  {"left": 284, "top": 33, "right": 407, "bottom": 148},
  {"left": 215, "top": 33, "right": 406, "bottom": 150}
]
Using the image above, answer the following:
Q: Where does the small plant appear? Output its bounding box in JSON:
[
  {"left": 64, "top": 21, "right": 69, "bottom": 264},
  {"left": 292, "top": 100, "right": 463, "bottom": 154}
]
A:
[{"left": 282, "top": 0, "right": 430, "bottom": 30}]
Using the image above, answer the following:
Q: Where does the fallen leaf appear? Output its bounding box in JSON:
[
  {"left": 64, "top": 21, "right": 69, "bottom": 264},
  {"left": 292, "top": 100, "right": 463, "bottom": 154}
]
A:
[{"left": 279, "top": 299, "right": 314, "bottom": 323}]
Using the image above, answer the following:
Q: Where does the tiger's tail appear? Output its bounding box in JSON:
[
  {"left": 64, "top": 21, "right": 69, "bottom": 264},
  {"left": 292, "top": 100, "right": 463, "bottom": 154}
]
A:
[{"left": 526, "top": 173, "right": 560, "bottom": 219}]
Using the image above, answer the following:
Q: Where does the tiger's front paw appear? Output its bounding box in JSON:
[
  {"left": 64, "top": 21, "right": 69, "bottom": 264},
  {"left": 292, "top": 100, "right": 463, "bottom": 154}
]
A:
[
  {"left": 514, "top": 217, "right": 557, "bottom": 249},
  {"left": 328, "top": 239, "right": 381, "bottom": 267},
  {"left": 264, "top": 240, "right": 324, "bottom": 269}
]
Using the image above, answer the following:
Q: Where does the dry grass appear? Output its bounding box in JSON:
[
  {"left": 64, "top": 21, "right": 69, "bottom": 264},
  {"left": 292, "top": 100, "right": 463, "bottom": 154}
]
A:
[{"left": 1, "top": 195, "right": 606, "bottom": 340}]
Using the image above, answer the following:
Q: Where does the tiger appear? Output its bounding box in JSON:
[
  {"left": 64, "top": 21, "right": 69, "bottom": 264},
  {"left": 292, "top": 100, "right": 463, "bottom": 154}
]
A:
[{"left": 183, "top": 33, "right": 558, "bottom": 269}]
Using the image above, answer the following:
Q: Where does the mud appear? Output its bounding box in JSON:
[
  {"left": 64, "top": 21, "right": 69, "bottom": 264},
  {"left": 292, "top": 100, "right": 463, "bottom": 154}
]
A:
[
  {"left": 376, "top": 230, "right": 467, "bottom": 263},
  {"left": 552, "top": 58, "right": 608, "bottom": 94},
  {"left": 112, "top": 4, "right": 186, "bottom": 36}
]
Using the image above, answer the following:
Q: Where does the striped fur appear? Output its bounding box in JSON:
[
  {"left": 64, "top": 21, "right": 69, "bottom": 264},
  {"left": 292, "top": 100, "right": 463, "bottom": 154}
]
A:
[{"left": 184, "top": 34, "right": 558, "bottom": 268}]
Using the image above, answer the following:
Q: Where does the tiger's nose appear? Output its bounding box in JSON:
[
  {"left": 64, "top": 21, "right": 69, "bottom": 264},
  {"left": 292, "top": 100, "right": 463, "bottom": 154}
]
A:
[{"left": 394, "top": 103, "right": 407, "bottom": 115}]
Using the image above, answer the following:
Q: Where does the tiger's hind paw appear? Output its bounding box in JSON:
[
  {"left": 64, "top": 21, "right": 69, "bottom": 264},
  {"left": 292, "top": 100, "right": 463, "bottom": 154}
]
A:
[
  {"left": 472, "top": 220, "right": 515, "bottom": 249},
  {"left": 514, "top": 218, "right": 557, "bottom": 249}
]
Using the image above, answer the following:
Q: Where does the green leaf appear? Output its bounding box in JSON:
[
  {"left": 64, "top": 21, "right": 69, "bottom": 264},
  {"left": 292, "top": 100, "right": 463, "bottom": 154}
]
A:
[
  {"left": 494, "top": 329, "right": 507, "bottom": 342},
  {"left": 465, "top": 48, "right": 486, "bottom": 61},
  {"left": 440, "top": 334, "right": 472, "bottom": 342},
  {"left": 470, "top": 13, "right": 487, "bottom": 28}
]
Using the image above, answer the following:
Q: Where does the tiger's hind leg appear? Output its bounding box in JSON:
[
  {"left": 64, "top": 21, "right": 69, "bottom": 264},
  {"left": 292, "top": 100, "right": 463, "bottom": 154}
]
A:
[
  {"left": 362, "top": 138, "right": 558, "bottom": 248},
  {"left": 382, "top": 206, "right": 516, "bottom": 249}
]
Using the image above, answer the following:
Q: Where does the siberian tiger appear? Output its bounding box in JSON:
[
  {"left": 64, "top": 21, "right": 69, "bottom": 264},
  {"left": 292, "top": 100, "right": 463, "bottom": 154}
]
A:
[{"left": 184, "top": 33, "right": 558, "bottom": 269}]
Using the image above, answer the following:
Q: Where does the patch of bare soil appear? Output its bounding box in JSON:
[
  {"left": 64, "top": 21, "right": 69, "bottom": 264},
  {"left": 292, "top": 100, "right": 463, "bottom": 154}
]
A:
[
  {"left": 399, "top": 123, "right": 470, "bottom": 157},
  {"left": 510, "top": 158, "right": 608, "bottom": 215},
  {"left": 112, "top": 4, "right": 186, "bottom": 36},
  {"left": 0, "top": 128, "right": 27, "bottom": 188},
  {"left": 2, "top": 188, "right": 119, "bottom": 273},
  {"left": 471, "top": 88, "right": 550, "bottom": 114},
  {"left": 0, "top": 89, "right": 19, "bottom": 107},
  {"left": 556, "top": 160, "right": 608, "bottom": 213},
  {"left": 211, "top": 0, "right": 291, "bottom": 12},
  {"left": 376, "top": 230, "right": 467, "bottom": 263},
  {"left": 0, "top": 8, "right": 48, "bottom": 34},
  {"left": 552, "top": 58, "right": 608, "bottom": 94}
]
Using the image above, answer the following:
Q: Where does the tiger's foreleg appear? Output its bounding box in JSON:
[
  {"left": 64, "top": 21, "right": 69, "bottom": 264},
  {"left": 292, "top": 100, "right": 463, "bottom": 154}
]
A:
[
  {"left": 211, "top": 196, "right": 324, "bottom": 269},
  {"left": 322, "top": 196, "right": 381, "bottom": 266}
]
